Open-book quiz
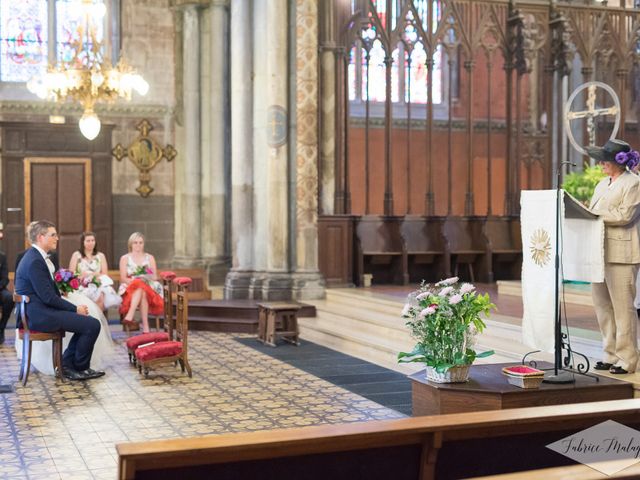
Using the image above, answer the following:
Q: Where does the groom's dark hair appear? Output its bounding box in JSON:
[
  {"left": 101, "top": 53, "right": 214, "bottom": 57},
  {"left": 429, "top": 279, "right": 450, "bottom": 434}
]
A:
[{"left": 28, "top": 220, "right": 56, "bottom": 244}]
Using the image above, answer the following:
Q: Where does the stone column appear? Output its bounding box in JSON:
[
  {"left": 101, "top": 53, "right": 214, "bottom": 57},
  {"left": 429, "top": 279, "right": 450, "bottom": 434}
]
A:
[
  {"left": 201, "top": 0, "right": 230, "bottom": 284},
  {"left": 224, "top": 0, "right": 255, "bottom": 298},
  {"left": 252, "top": 0, "right": 292, "bottom": 299},
  {"left": 291, "top": 0, "right": 324, "bottom": 300},
  {"left": 174, "top": 3, "right": 203, "bottom": 264},
  {"left": 319, "top": 0, "right": 336, "bottom": 215}
]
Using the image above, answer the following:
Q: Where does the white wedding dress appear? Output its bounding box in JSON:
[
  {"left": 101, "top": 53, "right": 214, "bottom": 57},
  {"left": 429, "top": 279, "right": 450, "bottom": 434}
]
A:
[{"left": 15, "top": 291, "right": 115, "bottom": 375}]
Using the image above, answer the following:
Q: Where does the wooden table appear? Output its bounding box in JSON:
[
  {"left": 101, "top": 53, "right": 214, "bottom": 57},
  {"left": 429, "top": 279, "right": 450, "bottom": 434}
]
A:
[{"left": 410, "top": 362, "right": 634, "bottom": 416}]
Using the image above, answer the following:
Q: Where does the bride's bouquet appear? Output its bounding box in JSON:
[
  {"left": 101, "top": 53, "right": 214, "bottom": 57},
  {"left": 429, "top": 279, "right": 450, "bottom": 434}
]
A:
[{"left": 54, "top": 269, "right": 80, "bottom": 294}]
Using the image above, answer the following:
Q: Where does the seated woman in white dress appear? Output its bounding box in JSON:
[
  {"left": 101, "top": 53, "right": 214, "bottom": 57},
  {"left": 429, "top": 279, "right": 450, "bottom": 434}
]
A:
[
  {"left": 15, "top": 277, "right": 115, "bottom": 375},
  {"left": 69, "top": 231, "right": 122, "bottom": 311},
  {"left": 119, "top": 232, "right": 163, "bottom": 333}
]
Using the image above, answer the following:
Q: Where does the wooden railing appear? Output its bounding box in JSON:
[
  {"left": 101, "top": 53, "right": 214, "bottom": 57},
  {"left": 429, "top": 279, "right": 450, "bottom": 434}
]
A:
[{"left": 117, "top": 399, "right": 640, "bottom": 480}]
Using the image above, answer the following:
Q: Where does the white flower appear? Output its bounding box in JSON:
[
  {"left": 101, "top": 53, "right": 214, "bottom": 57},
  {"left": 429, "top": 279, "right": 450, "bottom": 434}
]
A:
[
  {"left": 401, "top": 304, "right": 411, "bottom": 316},
  {"left": 416, "top": 291, "right": 429, "bottom": 301},
  {"left": 438, "top": 286, "right": 454, "bottom": 296},
  {"left": 460, "top": 283, "right": 475, "bottom": 294},
  {"left": 419, "top": 306, "right": 436, "bottom": 317},
  {"left": 449, "top": 294, "right": 463, "bottom": 305},
  {"left": 436, "top": 276, "right": 459, "bottom": 286}
]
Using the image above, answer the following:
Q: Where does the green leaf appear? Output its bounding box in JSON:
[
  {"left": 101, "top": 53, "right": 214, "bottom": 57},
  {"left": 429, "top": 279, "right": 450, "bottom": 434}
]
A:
[{"left": 476, "top": 350, "right": 494, "bottom": 358}]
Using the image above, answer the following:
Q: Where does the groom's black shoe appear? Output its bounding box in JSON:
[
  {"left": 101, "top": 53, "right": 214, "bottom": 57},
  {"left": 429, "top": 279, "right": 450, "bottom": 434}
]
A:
[
  {"left": 62, "top": 367, "right": 90, "bottom": 381},
  {"left": 81, "top": 368, "right": 105, "bottom": 379}
]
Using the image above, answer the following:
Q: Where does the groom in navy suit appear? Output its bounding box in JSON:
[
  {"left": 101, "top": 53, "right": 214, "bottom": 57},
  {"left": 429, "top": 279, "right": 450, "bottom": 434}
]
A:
[{"left": 15, "top": 220, "right": 104, "bottom": 381}]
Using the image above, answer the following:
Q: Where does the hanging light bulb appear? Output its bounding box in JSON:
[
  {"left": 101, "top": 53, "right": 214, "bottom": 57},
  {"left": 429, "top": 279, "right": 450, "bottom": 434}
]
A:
[{"left": 79, "top": 109, "right": 101, "bottom": 140}]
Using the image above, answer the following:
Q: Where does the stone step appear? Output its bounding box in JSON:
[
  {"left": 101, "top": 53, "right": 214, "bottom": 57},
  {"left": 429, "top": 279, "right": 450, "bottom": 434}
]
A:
[
  {"left": 324, "top": 289, "right": 405, "bottom": 316},
  {"left": 497, "top": 280, "right": 593, "bottom": 306}
]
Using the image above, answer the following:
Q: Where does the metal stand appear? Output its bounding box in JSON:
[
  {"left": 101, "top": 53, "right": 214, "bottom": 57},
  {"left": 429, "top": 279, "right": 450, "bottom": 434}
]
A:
[{"left": 522, "top": 165, "right": 598, "bottom": 384}]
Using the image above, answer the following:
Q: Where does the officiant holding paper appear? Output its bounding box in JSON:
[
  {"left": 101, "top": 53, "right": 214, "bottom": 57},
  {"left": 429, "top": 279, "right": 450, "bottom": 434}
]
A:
[{"left": 587, "top": 139, "right": 640, "bottom": 374}]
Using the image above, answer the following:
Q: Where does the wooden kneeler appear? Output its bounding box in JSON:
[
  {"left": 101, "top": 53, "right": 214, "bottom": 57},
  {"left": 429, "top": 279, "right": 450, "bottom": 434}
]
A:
[
  {"left": 134, "top": 277, "right": 192, "bottom": 378},
  {"left": 125, "top": 271, "right": 176, "bottom": 364}
]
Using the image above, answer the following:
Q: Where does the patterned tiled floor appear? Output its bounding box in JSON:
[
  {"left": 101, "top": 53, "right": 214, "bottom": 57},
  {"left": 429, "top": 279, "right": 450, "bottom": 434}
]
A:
[{"left": 0, "top": 329, "right": 404, "bottom": 479}]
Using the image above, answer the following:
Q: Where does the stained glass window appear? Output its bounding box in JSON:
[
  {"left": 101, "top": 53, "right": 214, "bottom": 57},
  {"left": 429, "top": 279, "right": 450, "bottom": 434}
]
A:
[
  {"left": 0, "top": 0, "right": 112, "bottom": 83},
  {"left": 0, "top": 0, "right": 48, "bottom": 82},
  {"left": 349, "top": 0, "right": 443, "bottom": 106},
  {"left": 56, "top": 0, "right": 104, "bottom": 65}
]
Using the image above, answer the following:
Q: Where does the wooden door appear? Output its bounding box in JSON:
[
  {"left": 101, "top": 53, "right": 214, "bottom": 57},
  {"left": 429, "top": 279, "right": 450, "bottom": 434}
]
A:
[{"left": 24, "top": 158, "right": 92, "bottom": 267}]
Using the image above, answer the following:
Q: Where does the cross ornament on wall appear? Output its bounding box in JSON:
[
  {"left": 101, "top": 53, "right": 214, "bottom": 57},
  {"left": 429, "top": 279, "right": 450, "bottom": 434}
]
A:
[
  {"left": 564, "top": 81, "right": 620, "bottom": 156},
  {"left": 112, "top": 119, "right": 177, "bottom": 198}
]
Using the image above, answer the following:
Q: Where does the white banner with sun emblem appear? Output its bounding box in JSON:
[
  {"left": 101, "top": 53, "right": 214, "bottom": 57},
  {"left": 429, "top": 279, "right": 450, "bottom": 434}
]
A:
[{"left": 520, "top": 190, "right": 604, "bottom": 352}]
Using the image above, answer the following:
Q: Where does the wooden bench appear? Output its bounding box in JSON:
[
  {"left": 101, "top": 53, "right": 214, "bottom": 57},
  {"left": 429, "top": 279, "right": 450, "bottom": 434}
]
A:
[
  {"left": 400, "top": 216, "right": 449, "bottom": 283},
  {"left": 483, "top": 216, "right": 522, "bottom": 283},
  {"left": 355, "top": 215, "right": 408, "bottom": 286},
  {"left": 117, "top": 399, "right": 640, "bottom": 480},
  {"left": 443, "top": 216, "right": 490, "bottom": 283}
]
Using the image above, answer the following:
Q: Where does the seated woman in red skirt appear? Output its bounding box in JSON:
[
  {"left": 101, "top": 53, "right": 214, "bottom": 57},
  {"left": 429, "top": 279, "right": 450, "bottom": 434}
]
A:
[{"left": 118, "top": 232, "right": 163, "bottom": 333}]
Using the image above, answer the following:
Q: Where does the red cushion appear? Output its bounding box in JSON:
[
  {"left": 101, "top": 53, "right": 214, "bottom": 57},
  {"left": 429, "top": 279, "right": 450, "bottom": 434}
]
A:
[
  {"left": 173, "top": 277, "right": 192, "bottom": 287},
  {"left": 160, "top": 271, "right": 177, "bottom": 281},
  {"left": 125, "top": 332, "right": 169, "bottom": 350},
  {"left": 135, "top": 341, "right": 182, "bottom": 362}
]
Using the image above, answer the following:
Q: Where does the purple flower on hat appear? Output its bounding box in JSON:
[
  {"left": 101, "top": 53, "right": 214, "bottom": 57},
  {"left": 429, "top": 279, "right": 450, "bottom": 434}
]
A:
[{"left": 615, "top": 150, "right": 640, "bottom": 170}]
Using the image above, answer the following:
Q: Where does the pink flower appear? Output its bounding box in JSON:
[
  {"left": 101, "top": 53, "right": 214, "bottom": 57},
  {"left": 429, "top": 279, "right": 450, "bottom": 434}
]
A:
[
  {"left": 460, "top": 283, "right": 475, "bottom": 294},
  {"left": 416, "top": 292, "right": 429, "bottom": 301},
  {"left": 420, "top": 306, "right": 437, "bottom": 317},
  {"left": 69, "top": 278, "right": 80, "bottom": 289},
  {"left": 54, "top": 272, "right": 62, "bottom": 282},
  {"left": 449, "top": 294, "right": 463, "bottom": 305},
  {"left": 145, "top": 267, "right": 153, "bottom": 275},
  {"left": 438, "top": 286, "right": 454, "bottom": 296}
]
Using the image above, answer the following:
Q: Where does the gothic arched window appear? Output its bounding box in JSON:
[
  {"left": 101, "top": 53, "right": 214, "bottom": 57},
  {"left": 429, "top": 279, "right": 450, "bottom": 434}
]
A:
[
  {"left": 348, "top": 0, "right": 444, "bottom": 110},
  {"left": 0, "top": 0, "right": 119, "bottom": 83}
]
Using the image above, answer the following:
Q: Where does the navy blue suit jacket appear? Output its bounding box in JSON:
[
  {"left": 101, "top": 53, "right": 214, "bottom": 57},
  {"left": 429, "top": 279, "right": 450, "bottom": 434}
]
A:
[{"left": 14, "top": 247, "right": 76, "bottom": 331}]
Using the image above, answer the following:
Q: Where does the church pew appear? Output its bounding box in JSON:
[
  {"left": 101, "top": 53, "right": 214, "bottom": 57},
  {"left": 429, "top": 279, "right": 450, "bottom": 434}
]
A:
[
  {"left": 117, "top": 399, "right": 640, "bottom": 480},
  {"left": 442, "top": 216, "right": 490, "bottom": 283},
  {"left": 354, "top": 215, "right": 408, "bottom": 286},
  {"left": 483, "top": 216, "right": 522, "bottom": 283},
  {"left": 400, "top": 216, "right": 449, "bottom": 283}
]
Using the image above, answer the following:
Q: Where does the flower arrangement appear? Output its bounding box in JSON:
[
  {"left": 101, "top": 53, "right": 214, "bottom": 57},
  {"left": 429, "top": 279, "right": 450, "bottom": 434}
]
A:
[
  {"left": 54, "top": 269, "right": 80, "bottom": 295},
  {"left": 133, "top": 265, "right": 153, "bottom": 278},
  {"left": 398, "top": 277, "right": 496, "bottom": 375}
]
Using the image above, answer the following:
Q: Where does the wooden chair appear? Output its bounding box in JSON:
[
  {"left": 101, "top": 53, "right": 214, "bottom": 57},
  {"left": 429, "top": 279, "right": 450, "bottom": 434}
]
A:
[
  {"left": 442, "top": 216, "right": 490, "bottom": 283},
  {"left": 125, "top": 271, "right": 176, "bottom": 364},
  {"left": 135, "top": 277, "right": 192, "bottom": 378},
  {"left": 484, "top": 216, "right": 522, "bottom": 282},
  {"left": 400, "top": 216, "right": 449, "bottom": 283},
  {"left": 14, "top": 293, "right": 65, "bottom": 386},
  {"left": 355, "top": 215, "right": 408, "bottom": 286}
]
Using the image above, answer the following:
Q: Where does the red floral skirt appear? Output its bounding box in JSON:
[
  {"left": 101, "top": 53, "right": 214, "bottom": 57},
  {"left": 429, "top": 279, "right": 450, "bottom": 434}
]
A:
[{"left": 119, "top": 279, "right": 164, "bottom": 316}]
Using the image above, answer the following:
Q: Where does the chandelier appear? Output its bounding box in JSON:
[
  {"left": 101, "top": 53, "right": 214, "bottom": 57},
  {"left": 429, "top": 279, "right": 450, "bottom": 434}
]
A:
[{"left": 27, "top": 0, "right": 148, "bottom": 140}]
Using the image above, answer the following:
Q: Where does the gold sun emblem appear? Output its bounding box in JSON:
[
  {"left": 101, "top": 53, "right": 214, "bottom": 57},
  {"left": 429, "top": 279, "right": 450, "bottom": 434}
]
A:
[{"left": 530, "top": 228, "right": 552, "bottom": 267}]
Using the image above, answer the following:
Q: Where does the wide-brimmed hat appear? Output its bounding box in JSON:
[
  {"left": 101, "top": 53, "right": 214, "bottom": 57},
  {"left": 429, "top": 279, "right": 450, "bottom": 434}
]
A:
[{"left": 585, "top": 139, "right": 631, "bottom": 163}]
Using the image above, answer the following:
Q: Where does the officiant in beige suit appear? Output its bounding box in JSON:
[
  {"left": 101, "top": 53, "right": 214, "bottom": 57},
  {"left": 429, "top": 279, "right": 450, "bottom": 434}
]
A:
[{"left": 587, "top": 139, "right": 640, "bottom": 374}]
